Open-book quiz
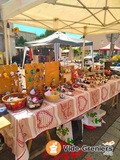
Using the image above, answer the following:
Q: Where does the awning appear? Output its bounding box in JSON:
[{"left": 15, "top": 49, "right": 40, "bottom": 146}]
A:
[
  {"left": 99, "top": 43, "right": 120, "bottom": 51},
  {"left": 25, "top": 31, "right": 93, "bottom": 47},
  {"left": 1, "top": 0, "right": 120, "bottom": 35}
]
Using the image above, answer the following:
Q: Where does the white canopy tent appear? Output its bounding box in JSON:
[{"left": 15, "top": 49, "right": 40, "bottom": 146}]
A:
[
  {"left": 1, "top": 0, "right": 120, "bottom": 35},
  {"left": 1, "top": 0, "right": 120, "bottom": 66},
  {"left": 22, "top": 31, "right": 93, "bottom": 67},
  {"left": 25, "top": 31, "right": 93, "bottom": 47}
]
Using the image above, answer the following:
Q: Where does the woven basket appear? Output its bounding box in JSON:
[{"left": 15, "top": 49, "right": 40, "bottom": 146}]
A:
[
  {"left": 2, "top": 92, "right": 27, "bottom": 111},
  {"left": 44, "top": 91, "right": 59, "bottom": 102}
]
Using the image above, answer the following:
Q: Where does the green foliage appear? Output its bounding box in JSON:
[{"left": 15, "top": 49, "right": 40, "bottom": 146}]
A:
[
  {"left": 56, "top": 127, "right": 69, "bottom": 136},
  {"left": 35, "top": 30, "right": 56, "bottom": 40},
  {"left": 86, "top": 112, "right": 97, "bottom": 118},
  {"left": 73, "top": 47, "right": 82, "bottom": 57},
  {"left": 15, "top": 36, "right": 28, "bottom": 46},
  {"left": 99, "top": 59, "right": 104, "bottom": 64}
]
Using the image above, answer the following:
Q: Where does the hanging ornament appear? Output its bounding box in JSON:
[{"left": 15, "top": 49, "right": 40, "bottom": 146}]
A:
[
  {"left": 29, "top": 77, "right": 33, "bottom": 82},
  {"left": 3, "top": 72, "right": 9, "bottom": 78},
  {"left": 52, "top": 78, "right": 55, "bottom": 82},
  {"left": 30, "top": 88, "right": 36, "bottom": 95},
  {"left": 13, "top": 27, "right": 19, "bottom": 33},
  {"left": 14, "top": 79, "right": 18, "bottom": 86},
  {"left": 10, "top": 71, "right": 15, "bottom": 77},
  {"left": 25, "top": 70, "right": 28, "bottom": 74},
  {"left": 39, "top": 76, "right": 44, "bottom": 81},
  {"left": 31, "top": 69, "right": 35, "bottom": 74}
]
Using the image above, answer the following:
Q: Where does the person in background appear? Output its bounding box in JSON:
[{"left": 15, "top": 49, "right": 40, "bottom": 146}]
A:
[{"left": 49, "top": 49, "right": 55, "bottom": 61}]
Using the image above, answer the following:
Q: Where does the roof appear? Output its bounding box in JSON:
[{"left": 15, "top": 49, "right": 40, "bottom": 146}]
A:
[
  {"left": 99, "top": 43, "right": 120, "bottom": 51},
  {"left": 1, "top": 0, "right": 120, "bottom": 35},
  {"left": 25, "top": 31, "right": 93, "bottom": 47}
]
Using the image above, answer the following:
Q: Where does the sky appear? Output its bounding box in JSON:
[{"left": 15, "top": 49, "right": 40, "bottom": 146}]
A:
[{"left": 14, "top": 24, "right": 82, "bottom": 38}]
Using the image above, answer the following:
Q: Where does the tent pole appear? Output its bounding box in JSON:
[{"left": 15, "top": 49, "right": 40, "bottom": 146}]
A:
[
  {"left": 22, "top": 47, "right": 30, "bottom": 68},
  {"left": 3, "top": 21, "right": 9, "bottom": 65},
  {"left": 54, "top": 43, "right": 60, "bottom": 61},
  {"left": 91, "top": 45, "right": 94, "bottom": 68},
  {"left": 109, "top": 34, "right": 113, "bottom": 60},
  {"left": 81, "top": 26, "right": 87, "bottom": 69},
  {"left": 7, "top": 22, "right": 12, "bottom": 64}
]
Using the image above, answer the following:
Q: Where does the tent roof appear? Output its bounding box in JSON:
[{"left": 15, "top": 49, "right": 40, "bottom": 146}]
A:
[
  {"left": 25, "top": 31, "right": 93, "bottom": 47},
  {"left": 1, "top": 0, "right": 120, "bottom": 35},
  {"left": 99, "top": 43, "right": 120, "bottom": 51}
]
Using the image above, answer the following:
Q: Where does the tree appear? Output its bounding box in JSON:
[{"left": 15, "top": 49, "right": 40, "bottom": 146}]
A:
[
  {"left": 35, "top": 30, "right": 55, "bottom": 40},
  {"left": 15, "top": 36, "right": 28, "bottom": 46}
]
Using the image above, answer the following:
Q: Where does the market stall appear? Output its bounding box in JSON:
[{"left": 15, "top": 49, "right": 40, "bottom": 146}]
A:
[
  {"left": 1, "top": 1, "right": 120, "bottom": 159},
  {"left": 99, "top": 43, "right": 120, "bottom": 51},
  {"left": 22, "top": 31, "right": 93, "bottom": 68},
  {"left": 0, "top": 61, "right": 120, "bottom": 160}
]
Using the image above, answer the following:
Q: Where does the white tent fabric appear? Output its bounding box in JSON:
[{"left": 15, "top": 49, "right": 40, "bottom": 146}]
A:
[
  {"left": 1, "top": 0, "right": 120, "bottom": 35},
  {"left": 25, "top": 32, "right": 93, "bottom": 47},
  {"left": 99, "top": 43, "right": 120, "bottom": 51},
  {"left": 24, "top": 31, "right": 93, "bottom": 68},
  {"left": 54, "top": 43, "right": 60, "bottom": 61},
  {"left": 22, "top": 46, "right": 30, "bottom": 68}
]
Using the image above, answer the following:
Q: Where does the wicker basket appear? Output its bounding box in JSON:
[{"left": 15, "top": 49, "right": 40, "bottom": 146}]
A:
[
  {"left": 44, "top": 91, "right": 59, "bottom": 102},
  {"left": 2, "top": 92, "right": 27, "bottom": 111}
]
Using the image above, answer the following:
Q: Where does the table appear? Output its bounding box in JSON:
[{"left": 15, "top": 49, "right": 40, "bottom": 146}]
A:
[{"left": 1, "top": 79, "right": 120, "bottom": 160}]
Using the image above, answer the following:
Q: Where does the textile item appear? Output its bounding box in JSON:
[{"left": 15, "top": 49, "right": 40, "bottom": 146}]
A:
[
  {"left": 56, "top": 119, "right": 83, "bottom": 145},
  {"left": 0, "top": 105, "right": 8, "bottom": 117}
]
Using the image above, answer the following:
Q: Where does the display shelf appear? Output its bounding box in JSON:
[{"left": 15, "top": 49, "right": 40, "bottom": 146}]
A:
[
  {"left": 60, "top": 65, "right": 74, "bottom": 83},
  {"left": 0, "top": 64, "right": 19, "bottom": 95}
]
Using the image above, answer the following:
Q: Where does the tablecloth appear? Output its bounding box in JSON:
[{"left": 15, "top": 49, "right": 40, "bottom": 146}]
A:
[{"left": 0, "top": 79, "right": 120, "bottom": 160}]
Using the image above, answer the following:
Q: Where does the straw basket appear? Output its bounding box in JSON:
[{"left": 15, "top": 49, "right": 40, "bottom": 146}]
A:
[
  {"left": 44, "top": 91, "right": 59, "bottom": 102},
  {"left": 2, "top": 92, "right": 27, "bottom": 111}
]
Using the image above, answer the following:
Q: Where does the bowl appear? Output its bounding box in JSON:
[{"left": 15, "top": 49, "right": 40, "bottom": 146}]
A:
[{"left": 44, "top": 91, "right": 59, "bottom": 102}]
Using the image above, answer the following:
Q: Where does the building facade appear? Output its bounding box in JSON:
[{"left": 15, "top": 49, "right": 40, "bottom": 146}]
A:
[
  {"left": 85, "top": 34, "right": 120, "bottom": 51},
  {"left": 18, "top": 31, "right": 36, "bottom": 41}
]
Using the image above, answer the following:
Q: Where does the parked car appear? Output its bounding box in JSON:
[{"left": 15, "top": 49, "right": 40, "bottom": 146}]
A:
[{"left": 84, "top": 52, "right": 102, "bottom": 66}]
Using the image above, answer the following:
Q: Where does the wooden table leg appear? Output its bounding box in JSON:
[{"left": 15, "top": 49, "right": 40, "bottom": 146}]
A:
[
  {"left": 45, "top": 130, "right": 51, "bottom": 141},
  {"left": 115, "top": 94, "right": 118, "bottom": 108},
  {"left": 27, "top": 130, "right": 51, "bottom": 155},
  {"left": 109, "top": 94, "right": 118, "bottom": 114},
  {"left": 27, "top": 140, "right": 32, "bottom": 152}
]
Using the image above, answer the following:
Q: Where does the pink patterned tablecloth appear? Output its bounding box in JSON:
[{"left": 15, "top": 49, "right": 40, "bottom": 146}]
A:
[{"left": 1, "top": 79, "right": 120, "bottom": 160}]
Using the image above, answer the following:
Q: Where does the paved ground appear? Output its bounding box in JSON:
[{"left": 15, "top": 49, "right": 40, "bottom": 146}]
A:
[
  {"left": 0, "top": 95, "right": 120, "bottom": 160},
  {"left": 83, "top": 116, "right": 120, "bottom": 160}
]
